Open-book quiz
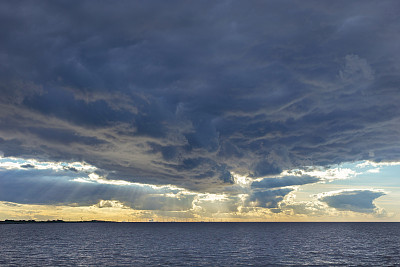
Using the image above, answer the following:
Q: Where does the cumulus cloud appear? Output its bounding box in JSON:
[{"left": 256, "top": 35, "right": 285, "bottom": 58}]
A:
[
  {"left": 317, "top": 189, "right": 386, "bottom": 213},
  {"left": 0, "top": 1, "right": 399, "bottom": 195}
]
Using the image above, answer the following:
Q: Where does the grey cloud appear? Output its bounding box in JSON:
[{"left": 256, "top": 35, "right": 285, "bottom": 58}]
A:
[
  {"left": 95, "top": 200, "right": 119, "bottom": 208},
  {"left": 20, "top": 164, "right": 35, "bottom": 169},
  {"left": 1, "top": 1, "right": 400, "bottom": 192},
  {"left": 251, "top": 175, "right": 320, "bottom": 189},
  {"left": 0, "top": 168, "right": 194, "bottom": 211},
  {"left": 318, "top": 189, "right": 386, "bottom": 213},
  {"left": 281, "top": 201, "right": 328, "bottom": 216},
  {"left": 63, "top": 166, "right": 78, "bottom": 172},
  {"left": 339, "top": 54, "right": 374, "bottom": 83},
  {"left": 27, "top": 127, "right": 107, "bottom": 146},
  {"left": 252, "top": 160, "right": 282, "bottom": 177},
  {"left": 21, "top": 86, "right": 135, "bottom": 128},
  {"left": 246, "top": 188, "right": 293, "bottom": 209}
]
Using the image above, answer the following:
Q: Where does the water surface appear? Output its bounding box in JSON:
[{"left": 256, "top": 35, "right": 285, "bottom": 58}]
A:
[{"left": 1, "top": 222, "right": 399, "bottom": 266}]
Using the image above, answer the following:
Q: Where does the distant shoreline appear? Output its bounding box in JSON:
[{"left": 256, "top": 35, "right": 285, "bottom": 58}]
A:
[
  {"left": 1, "top": 220, "right": 399, "bottom": 224},
  {"left": 0, "top": 220, "right": 108, "bottom": 224}
]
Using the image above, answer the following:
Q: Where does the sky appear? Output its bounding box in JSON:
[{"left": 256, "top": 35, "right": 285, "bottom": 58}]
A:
[{"left": 0, "top": 0, "right": 400, "bottom": 222}]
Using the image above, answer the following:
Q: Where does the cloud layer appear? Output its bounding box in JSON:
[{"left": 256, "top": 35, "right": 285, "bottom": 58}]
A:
[
  {"left": 0, "top": 157, "right": 390, "bottom": 219},
  {"left": 1, "top": 1, "right": 400, "bottom": 194}
]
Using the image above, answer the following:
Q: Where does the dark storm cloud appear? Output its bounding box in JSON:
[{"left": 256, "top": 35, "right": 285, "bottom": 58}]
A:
[
  {"left": 1, "top": 1, "right": 400, "bottom": 191},
  {"left": 318, "top": 189, "right": 386, "bottom": 213}
]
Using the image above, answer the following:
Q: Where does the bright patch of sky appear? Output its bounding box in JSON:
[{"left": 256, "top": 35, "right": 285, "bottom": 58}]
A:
[{"left": 327, "top": 161, "right": 400, "bottom": 187}]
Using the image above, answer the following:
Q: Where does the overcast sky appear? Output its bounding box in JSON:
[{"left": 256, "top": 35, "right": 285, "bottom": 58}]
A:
[{"left": 1, "top": 0, "right": 399, "bottom": 221}]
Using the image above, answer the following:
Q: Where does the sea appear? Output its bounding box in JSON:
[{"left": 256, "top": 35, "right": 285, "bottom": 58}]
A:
[{"left": 0, "top": 222, "right": 399, "bottom": 266}]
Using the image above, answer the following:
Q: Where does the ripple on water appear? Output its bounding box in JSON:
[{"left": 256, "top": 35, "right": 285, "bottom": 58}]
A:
[{"left": 0, "top": 222, "right": 399, "bottom": 266}]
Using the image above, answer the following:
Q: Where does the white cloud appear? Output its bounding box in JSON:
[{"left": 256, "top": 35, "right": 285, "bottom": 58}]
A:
[
  {"left": 367, "top": 168, "right": 380, "bottom": 173},
  {"left": 0, "top": 156, "right": 97, "bottom": 172},
  {"left": 281, "top": 166, "right": 358, "bottom": 181},
  {"left": 356, "top": 160, "right": 400, "bottom": 168}
]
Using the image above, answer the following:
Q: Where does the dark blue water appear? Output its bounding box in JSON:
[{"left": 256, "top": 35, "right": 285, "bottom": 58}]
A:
[{"left": 0, "top": 222, "right": 399, "bottom": 266}]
